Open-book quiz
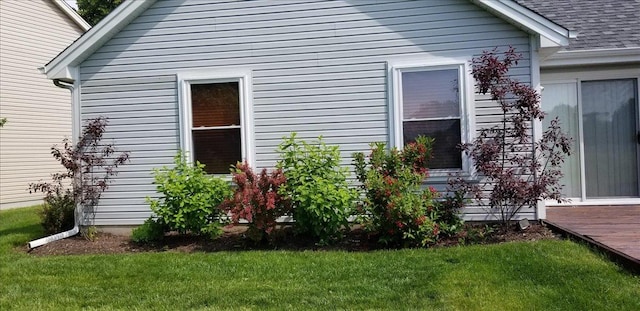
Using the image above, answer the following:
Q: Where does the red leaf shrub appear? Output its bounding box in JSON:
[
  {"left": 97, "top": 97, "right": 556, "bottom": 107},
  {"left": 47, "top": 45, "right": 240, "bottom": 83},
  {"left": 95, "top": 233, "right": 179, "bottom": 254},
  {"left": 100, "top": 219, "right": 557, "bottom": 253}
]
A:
[
  {"left": 354, "top": 136, "right": 463, "bottom": 246},
  {"left": 222, "top": 162, "right": 290, "bottom": 242}
]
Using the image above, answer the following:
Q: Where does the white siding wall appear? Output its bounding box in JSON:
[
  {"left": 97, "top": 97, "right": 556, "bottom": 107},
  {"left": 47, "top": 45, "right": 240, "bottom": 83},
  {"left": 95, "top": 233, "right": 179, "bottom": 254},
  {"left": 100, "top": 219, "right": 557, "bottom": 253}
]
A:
[
  {"left": 79, "top": 0, "right": 533, "bottom": 225},
  {"left": 0, "top": 0, "right": 85, "bottom": 209}
]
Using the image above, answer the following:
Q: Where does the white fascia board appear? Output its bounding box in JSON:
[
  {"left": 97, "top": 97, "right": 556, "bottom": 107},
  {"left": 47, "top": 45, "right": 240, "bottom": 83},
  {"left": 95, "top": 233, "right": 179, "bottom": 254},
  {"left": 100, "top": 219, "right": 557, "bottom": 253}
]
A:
[
  {"left": 42, "top": 0, "right": 157, "bottom": 81},
  {"left": 52, "top": 0, "right": 91, "bottom": 31},
  {"left": 472, "top": 0, "right": 573, "bottom": 47},
  {"left": 541, "top": 47, "right": 640, "bottom": 68}
]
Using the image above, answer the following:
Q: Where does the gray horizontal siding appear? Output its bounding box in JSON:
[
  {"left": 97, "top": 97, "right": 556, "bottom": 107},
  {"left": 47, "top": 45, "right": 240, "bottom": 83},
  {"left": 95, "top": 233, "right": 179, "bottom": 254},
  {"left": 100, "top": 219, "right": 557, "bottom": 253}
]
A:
[{"left": 79, "top": 0, "right": 532, "bottom": 225}]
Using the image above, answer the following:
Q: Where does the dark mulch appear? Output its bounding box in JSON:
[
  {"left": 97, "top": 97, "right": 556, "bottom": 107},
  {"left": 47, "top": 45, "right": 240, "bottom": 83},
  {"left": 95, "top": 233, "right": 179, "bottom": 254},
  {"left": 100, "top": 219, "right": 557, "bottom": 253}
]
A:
[{"left": 27, "top": 223, "right": 559, "bottom": 256}]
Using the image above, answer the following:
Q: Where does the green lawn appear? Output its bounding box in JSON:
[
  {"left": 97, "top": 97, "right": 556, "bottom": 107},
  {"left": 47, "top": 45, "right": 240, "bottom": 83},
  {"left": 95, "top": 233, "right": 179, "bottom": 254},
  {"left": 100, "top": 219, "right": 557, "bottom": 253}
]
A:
[{"left": 1, "top": 207, "right": 638, "bottom": 310}]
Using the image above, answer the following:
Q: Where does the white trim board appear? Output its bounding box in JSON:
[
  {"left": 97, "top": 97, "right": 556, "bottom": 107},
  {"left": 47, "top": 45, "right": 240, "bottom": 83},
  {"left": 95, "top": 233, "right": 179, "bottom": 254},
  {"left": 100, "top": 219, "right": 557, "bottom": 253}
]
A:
[
  {"left": 471, "top": 0, "right": 574, "bottom": 47},
  {"left": 52, "top": 0, "right": 91, "bottom": 31},
  {"left": 41, "top": 0, "right": 571, "bottom": 83},
  {"left": 42, "top": 0, "right": 156, "bottom": 81},
  {"left": 542, "top": 48, "right": 640, "bottom": 68}
]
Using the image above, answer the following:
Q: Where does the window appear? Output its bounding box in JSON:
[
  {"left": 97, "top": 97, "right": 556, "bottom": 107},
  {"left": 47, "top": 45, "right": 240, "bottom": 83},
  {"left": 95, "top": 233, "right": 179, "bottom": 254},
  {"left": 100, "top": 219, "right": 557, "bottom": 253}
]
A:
[
  {"left": 390, "top": 61, "right": 470, "bottom": 172},
  {"left": 178, "top": 70, "right": 253, "bottom": 174}
]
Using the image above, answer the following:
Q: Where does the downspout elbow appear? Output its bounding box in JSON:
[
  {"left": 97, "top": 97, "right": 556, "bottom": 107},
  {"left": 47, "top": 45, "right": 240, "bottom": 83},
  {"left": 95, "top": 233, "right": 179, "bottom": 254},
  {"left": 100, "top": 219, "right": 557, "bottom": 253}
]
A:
[{"left": 53, "top": 78, "right": 74, "bottom": 91}]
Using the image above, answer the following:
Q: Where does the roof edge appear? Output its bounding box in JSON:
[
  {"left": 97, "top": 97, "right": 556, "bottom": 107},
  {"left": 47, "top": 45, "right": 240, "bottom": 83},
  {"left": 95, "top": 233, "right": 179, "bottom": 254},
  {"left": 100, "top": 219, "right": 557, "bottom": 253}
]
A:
[
  {"left": 43, "top": 0, "right": 157, "bottom": 81},
  {"left": 471, "top": 0, "right": 574, "bottom": 47},
  {"left": 52, "top": 0, "right": 91, "bottom": 31},
  {"left": 541, "top": 47, "right": 640, "bottom": 68}
]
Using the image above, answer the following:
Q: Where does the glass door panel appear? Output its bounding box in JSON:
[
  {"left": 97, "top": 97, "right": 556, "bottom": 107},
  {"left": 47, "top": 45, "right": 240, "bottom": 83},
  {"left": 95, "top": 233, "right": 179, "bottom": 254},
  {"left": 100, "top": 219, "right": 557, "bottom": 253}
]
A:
[
  {"left": 541, "top": 83, "right": 581, "bottom": 197},
  {"left": 582, "top": 79, "right": 638, "bottom": 198}
]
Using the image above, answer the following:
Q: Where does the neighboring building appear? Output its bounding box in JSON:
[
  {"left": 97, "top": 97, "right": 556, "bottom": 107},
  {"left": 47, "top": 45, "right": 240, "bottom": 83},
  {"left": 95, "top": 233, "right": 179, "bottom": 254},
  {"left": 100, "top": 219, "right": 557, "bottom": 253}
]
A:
[
  {"left": 0, "top": 0, "right": 90, "bottom": 209},
  {"left": 518, "top": 0, "right": 640, "bottom": 206},
  {"left": 40, "top": 0, "right": 576, "bottom": 226}
]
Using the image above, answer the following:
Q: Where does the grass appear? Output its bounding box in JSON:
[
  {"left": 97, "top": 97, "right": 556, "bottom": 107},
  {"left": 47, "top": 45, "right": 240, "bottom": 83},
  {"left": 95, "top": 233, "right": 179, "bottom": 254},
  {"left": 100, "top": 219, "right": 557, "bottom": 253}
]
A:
[{"left": 1, "top": 207, "right": 639, "bottom": 310}]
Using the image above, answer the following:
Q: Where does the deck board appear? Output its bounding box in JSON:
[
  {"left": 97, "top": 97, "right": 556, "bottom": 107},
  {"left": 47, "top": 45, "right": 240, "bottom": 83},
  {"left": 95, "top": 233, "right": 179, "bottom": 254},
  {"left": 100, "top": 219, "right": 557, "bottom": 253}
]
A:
[{"left": 545, "top": 206, "right": 640, "bottom": 270}]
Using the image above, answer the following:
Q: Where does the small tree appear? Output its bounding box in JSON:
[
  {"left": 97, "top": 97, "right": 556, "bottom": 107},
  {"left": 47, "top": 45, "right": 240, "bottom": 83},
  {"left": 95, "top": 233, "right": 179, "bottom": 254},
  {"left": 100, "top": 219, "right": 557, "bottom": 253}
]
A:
[
  {"left": 451, "top": 47, "right": 572, "bottom": 227},
  {"left": 30, "top": 117, "right": 129, "bottom": 236}
]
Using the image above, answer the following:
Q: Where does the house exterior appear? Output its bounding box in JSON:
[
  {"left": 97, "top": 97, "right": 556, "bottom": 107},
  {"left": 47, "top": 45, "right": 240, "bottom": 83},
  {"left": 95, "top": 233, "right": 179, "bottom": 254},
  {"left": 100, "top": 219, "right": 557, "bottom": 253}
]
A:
[
  {"left": 39, "top": 0, "right": 576, "bottom": 226},
  {"left": 518, "top": 0, "right": 640, "bottom": 207},
  {"left": 0, "top": 0, "right": 90, "bottom": 210}
]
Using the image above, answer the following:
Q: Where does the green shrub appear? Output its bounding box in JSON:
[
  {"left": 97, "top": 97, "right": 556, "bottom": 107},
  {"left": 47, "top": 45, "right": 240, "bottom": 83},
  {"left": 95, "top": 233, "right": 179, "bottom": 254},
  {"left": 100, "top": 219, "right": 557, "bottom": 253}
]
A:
[
  {"left": 40, "top": 190, "right": 75, "bottom": 234},
  {"left": 146, "top": 153, "right": 232, "bottom": 239},
  {"left": 277, "top": 133, "right": 357, "bottom": 245},
  {"left": 353, "top": 136, "right": 463, "bottom": 246},
  {"left": 131, "top": 218, "right": 165, "bottom": 244}
]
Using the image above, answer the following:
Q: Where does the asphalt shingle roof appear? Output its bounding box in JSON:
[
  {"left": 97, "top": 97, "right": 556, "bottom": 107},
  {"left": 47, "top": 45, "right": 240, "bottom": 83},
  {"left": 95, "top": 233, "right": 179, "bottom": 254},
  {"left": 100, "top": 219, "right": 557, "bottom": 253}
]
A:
[{"left": 515, "top": 0, "right": 640, "bottom": 50}]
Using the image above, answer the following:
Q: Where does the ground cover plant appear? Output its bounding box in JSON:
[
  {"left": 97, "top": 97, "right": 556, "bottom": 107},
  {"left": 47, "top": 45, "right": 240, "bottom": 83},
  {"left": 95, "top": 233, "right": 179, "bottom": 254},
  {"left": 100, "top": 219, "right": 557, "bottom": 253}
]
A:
[
  {"left": 354, "top": 136, "right": 464, "bottom": 246},
  {"left": 2, "top": 207, "right": 639, "bottom": 310},
  {"left": 28, "top": 117, "right": 129, "bottom": 238},
  {"left": 450, "top": 47, "right": 573, "bottom": 226}
]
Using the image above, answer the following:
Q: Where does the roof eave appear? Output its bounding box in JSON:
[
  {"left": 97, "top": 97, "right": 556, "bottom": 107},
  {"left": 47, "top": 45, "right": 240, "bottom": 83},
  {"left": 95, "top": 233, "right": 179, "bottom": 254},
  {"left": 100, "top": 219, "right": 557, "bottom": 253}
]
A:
[
  {"left": 42, "top": 0, "right": 157, "bottom": 81},
  {"left": 541, "top": 47, "right": 640, "bottom": 68},
  {"left": 471, "top": 0, "right": 573, "bottom": 47}
]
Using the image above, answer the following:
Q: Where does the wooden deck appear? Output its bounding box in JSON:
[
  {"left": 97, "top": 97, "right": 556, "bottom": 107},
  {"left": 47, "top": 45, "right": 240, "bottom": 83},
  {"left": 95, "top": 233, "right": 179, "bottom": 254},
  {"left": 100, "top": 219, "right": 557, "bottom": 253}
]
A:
[{"left": 545, "top": 206, "right": 640, "bottom": 271}]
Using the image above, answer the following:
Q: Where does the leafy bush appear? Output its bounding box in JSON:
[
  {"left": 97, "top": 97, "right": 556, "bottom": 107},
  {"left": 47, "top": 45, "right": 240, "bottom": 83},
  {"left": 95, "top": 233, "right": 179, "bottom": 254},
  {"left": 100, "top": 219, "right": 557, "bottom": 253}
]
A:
[
  {"left": 222, "top": 162, "right": 290, "bottom": 243},
  {"left": 354, "top": 136, "right": 463, "bottom": 246},
  {"left": 451, "top": 47, "right": 572, "bottom": 227},
  {"left": 131, "top": 218, "right": 165, "bottom": 244},
  {"left": 29, "top": 117, "right": 129, "bottom": 236},
  {"left": 39, "top": 190, "right": 75, "bottom": 234},
  {"left": 146, "top": 153, "right": 232, "bottom": 239},
  {"left": 277, "top": 133, "right": 357, "bottom": 245}
]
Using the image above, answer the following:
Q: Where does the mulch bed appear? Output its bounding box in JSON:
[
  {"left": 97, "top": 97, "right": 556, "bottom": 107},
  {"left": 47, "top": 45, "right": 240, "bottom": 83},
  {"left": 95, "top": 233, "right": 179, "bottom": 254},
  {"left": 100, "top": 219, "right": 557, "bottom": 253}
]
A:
[{"left": 27, "top": 223, "right": 559, "bottom": 256}]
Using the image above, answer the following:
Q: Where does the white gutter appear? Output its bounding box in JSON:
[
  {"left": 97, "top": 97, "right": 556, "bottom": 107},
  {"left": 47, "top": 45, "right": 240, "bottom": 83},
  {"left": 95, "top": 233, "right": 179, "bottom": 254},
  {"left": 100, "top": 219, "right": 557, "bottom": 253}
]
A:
[
  {"left": 541, "top": 47, "right": 640, "bottom": 68},
  {"left": 28, "top": 78, "right": 81, "bottom": 249}
]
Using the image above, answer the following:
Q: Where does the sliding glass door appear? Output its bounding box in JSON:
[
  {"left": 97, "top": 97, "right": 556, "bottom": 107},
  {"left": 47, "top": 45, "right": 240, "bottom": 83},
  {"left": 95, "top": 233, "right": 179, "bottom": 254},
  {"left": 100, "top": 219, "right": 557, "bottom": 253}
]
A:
[
  {"left": 582, "top": 79, "right": 638, "bottom": 197},
  {"left": 542, "top": 78, "right": 639, "bottom": 200}
]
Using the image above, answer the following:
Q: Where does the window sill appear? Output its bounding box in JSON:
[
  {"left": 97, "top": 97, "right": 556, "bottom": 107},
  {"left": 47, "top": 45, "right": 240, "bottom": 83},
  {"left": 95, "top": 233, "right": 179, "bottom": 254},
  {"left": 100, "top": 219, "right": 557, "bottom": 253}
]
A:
[{"left": 423, "top": 170, "right": 478, "bottom": 184}]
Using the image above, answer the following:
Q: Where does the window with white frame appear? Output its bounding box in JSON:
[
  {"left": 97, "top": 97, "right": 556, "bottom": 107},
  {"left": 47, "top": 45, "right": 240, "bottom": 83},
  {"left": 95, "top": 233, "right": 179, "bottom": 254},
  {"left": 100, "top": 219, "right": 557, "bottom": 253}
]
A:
[
  {"left": 390, "top": 62, "right": 469, "bottom": 171},
  {"left": 178, "top": 71, "right": 253, "bottom": 174}
]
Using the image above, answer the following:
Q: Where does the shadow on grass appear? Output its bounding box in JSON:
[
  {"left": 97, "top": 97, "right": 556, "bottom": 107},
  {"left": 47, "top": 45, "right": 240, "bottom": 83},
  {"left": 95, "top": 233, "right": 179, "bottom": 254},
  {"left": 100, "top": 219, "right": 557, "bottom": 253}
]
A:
[{"left": 0, "top": 223, "right": 45, "bottom": 248}]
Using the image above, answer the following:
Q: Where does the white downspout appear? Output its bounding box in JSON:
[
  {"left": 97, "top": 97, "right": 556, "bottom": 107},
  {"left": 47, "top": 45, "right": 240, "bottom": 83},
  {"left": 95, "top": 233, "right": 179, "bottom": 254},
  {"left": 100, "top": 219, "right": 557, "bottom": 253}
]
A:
[{"left": 28, "top": 77, "right": 81, "bottom": 249}]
